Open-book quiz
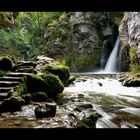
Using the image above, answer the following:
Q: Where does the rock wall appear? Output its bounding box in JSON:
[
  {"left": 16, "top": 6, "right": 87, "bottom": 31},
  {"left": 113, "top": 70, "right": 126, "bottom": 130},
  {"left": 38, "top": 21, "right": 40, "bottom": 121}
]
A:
[
  {"left": 47, "top": 12, "right": 120, "bottom": 71},
  {"left": 119, "top": 12, "right": 140, "bottom": 71}
]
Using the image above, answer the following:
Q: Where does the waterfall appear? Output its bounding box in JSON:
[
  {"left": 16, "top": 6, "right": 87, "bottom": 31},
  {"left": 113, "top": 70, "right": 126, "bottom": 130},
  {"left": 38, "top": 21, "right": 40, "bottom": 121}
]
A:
[
  {"left": 104, "top": 36, "right": 120, "bottom": 72},
  {"left": 100, "top": 39, "right": 108, "bottom": 69}
]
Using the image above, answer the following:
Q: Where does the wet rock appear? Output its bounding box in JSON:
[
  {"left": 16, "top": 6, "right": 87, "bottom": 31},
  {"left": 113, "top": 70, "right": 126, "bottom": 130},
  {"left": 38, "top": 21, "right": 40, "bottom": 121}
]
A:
[
  {"left": 66, "top": 76, "right": 76, "bottom": 86},
  {"left": 97, "top": 82, "right": 103, "bottom": 86},
  {"left": 119, "top": 73, "right": 140, "bottom": 87},
  {"left": 31, "top": 92, "right": 48, "bottom": 102},
  {"left": 76, "top": 111, "right": 101, "bottom": 128},
  {"left": 35, "top": 56, "right": 70, "bottom": 85},
  {"left": 34, "top": 102, "right": 56, "bottom": 118},
  {"left": 0, "top": 96, "right": 25, "bottom": 112},
  {"left": 74, "top": 103, "right": 93, "bottom": 112}
]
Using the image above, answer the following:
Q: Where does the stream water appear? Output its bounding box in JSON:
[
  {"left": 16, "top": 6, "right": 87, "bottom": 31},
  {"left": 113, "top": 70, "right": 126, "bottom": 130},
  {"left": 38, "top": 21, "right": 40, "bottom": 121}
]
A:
[
  {"left": 0, "top": 73, "right": 140, "bottom": 128},
  {"left": 64, "top": 73, "right": 140, "bottom": 128}
]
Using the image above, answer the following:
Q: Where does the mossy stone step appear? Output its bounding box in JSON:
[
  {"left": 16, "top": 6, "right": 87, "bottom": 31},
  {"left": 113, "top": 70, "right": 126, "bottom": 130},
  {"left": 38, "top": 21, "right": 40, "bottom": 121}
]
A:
[
  {"left": 17, "top": 61, "right": 36, "bottom": 67},
  {"left": 6, "top": 72, "right": 29, "bottom": 77},
  {"left": 0, "top": 92, "right": 11, "bottom": 101},
  {"left": 0, "top": 87, "right": 13, "bottom": 93},
  {"left": 0, "top": 76, "right": 22, "bottom": 82},
  {"left": 0, "top": 81, "right": 19, "bottom": 87}
]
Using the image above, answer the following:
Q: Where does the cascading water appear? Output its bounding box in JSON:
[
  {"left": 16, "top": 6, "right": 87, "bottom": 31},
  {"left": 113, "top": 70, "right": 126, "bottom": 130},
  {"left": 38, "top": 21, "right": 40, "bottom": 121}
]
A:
[
  {"left": 104, "top": 36, "right": 121, "bottom": 72},
  {"left": 100, "top": 39, "right": 109, "bottom": 69}
]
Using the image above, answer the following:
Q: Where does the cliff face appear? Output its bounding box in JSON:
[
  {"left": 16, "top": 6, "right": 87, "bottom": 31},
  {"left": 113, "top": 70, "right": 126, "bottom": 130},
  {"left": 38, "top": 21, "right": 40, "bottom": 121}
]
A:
[
  {"left": 47, "top": 12, "right": 120, "bottom": 71},
  {"left": 119, "top": 12, "right": 140, "bottom": 71}
]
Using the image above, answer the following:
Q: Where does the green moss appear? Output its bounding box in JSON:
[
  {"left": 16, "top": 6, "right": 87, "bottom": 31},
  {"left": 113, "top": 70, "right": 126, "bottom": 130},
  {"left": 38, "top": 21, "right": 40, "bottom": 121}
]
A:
[
  {"left": 26, "top": 74, "right": 47, "bottom": 93},
  {"left": 0, "top": 56, "right": 14, "bottom": 71},
  {"left": 0, "top": 70, "right": 8, "bottom": 78},
  {"left": 129, "top": 47, "right": 140, "bottom": 73},
  {"left": 32, "top": 92, "right": 48, "bottom": 102},
  {"left": 21, "top": 94, "right": 32, "bottom": 104},
  {"left": 15, "top": 77, "right": 28, "bottom": 95},
  {"left": 16, "top": 73, "right": 64, "bottom": 98},
  {"left": 41, "top": 73, "right": 64, "bottom": 97},
  {"left": 44, "top": 64, "right": 70, "bottom": 85},
  {"left": 67, "top": 75, "right": 76, "bottom": 85},
  {"left": 129, "top": 64, "right": 140, "bottom": 73}
]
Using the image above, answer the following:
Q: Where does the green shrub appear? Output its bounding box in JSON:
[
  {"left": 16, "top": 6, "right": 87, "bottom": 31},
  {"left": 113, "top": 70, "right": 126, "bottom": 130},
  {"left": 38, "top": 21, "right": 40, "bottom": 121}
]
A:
[
  {"left": 0, "top": 56, "right": 14, "bottom": 71},
  {"left": 32, "top": 92, "right": 48, "bottom": 102},
  {"left": 45, "top": 64, "right": 70, "bottom": 85}
]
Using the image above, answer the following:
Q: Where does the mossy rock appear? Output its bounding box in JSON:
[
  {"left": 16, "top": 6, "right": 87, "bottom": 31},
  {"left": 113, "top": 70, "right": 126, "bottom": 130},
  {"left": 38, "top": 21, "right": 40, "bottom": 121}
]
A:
[
  {"left": 44, "top": 64, "right": 70, "bottom": 85},
  {"left": 0, "top": 70, "right": 8, "bottom": 78},
  {"left": 34, "top": 103, "right": 56, "bottom": 118},
  {"left": 67, "top": 75, "right": 76, "bottom": 85},
  {"left": 26, "top": 74, "right": 47, "bottom": 93},
  {"left": 16, "top": 73, "right": 64, "bottom": 98},
  {"left": 31, "top": 92, "right": 48, "bottom": 102},
  {"left": 0, "top": 56, "right": 14, "bottom": 71},
  {"left": 0, "top": 96, "right": 25, "bottom": 113},
  {"left": 120, "top": 73, "right": 140, "bottom": 87},
  {"left": 41, "top": 73, "right": 64, "bottom": 97},
  {"left": 21, "top": 94, "right": 32, "bottom": 104},
  {"left": 76, "top": 112, "right": 101, "bottom": 128}
]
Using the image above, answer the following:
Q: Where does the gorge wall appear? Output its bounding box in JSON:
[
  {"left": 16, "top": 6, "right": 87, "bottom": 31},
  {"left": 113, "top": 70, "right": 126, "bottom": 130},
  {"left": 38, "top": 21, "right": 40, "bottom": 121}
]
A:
[
  {"left": 119, "top": 12, "right": 140, "bottom": 72},
  {"left": 47, "top": 12, "right": 122, "bottom": 71}
]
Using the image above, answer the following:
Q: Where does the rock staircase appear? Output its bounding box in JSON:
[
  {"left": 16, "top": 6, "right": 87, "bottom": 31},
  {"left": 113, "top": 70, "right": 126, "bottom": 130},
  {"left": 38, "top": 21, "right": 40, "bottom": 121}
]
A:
[{"left": 0, "top": 61, "right": 36, "bottom": 101}]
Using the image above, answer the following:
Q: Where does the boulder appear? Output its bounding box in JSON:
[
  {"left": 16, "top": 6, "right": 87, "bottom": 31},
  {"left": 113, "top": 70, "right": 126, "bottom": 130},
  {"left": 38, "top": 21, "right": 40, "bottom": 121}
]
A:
[
  {"left": 35, "top": 56, "right": 70, "bottom": 85},
  {"left": 0, "top": 96, "right": 25, "bottom": 112},
  {"left": 34, "top": 102, "right": 56, "bottom": 118}
]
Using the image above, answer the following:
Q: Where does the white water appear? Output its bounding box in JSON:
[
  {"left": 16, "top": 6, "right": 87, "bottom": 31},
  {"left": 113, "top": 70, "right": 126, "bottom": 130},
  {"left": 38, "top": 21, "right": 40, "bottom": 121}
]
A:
[
  {"left": 64, "top": 76, "right": 140, "bottom": 128},
  {"left": 104, "top": 36, "right": 120, "bottom": 72}
]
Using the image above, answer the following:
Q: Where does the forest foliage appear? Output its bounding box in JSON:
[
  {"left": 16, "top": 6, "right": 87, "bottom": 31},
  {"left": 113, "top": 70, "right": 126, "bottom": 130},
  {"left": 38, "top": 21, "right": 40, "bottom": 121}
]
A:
[
  {"left": 0, "top": 12, "right": 124, "bottom": 70},
  {"left": 0, "top": 12, "right": 70, "bottom": 60}
]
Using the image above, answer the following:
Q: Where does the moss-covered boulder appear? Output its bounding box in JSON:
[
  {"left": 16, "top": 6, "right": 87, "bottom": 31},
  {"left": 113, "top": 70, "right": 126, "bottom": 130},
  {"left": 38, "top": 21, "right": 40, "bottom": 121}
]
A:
[
  {"left": 0, "top": 96, "right": 25, "bottom": 112},
  {"left": 25, "top": 74, "right": 47, "bottom": 93},
  {"left": 15, "top": 73, "right": 64, "bottom": 98},
  {"left": 41, "top": 73, "right": 64, "bottom": 97},
  {"left": 21, "top": 94, "right": 32, "bottom": 104},
  {"left": 32, "top": 92, "right": 48, "bottom": 102},
  {"left": 44, "top": 64, "right": 70, "bottom": 85},
  {"left": 35, "top": 56, "right": 70, "bottom": 85},
  {"left": 0, "top": 56, "right": 14, "bottom": 71}
]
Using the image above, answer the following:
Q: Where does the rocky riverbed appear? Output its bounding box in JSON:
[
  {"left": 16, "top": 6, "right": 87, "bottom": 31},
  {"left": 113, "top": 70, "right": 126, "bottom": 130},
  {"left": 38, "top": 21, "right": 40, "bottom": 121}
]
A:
[{"left": 0, "top": 73, "right": 140, "bottom": 128}]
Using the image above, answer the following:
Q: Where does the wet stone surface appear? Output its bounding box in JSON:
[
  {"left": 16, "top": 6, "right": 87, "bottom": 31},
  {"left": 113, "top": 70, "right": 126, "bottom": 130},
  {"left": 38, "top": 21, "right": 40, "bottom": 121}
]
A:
[{"left": 0, "top": 74, "right": 140, "bottom": 128}]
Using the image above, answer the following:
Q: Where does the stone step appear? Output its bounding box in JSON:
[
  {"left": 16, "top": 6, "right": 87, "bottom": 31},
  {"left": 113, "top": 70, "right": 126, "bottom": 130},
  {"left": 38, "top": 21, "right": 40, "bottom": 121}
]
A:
[
  {"left": 0, "top": 92, "right": 10, "bottom": 101},
  {"left": 17, "top": 61, "right": 36, "bottom": 67},
  {"left": 17, "top": 66, "right": 33, "bottom": 69},
  {"left": 16, "top": 68, "right": 33, "bottom": 73},
  {"left": 0, "top": 77, "right": 22, "bottom": 82},
  {"left": 0, "top": 87, "right": 13, "bottom": 93},
  {"left": 0, "top": 81, "right": 19, "bottom": 87},
  {"left": 6, "top": 72, "right": 29, "bottom": 77}
]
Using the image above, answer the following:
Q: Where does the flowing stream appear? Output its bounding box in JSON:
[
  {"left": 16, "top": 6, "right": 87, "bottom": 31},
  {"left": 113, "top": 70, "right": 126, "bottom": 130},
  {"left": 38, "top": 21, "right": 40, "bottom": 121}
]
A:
[{"left": 64, "top": 74, "right": 140, "bottom": 128}]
